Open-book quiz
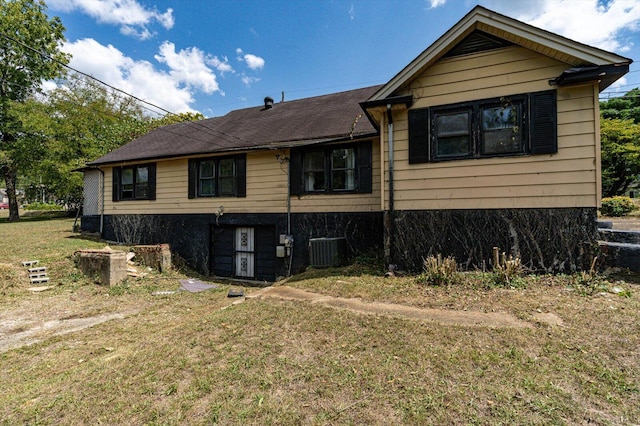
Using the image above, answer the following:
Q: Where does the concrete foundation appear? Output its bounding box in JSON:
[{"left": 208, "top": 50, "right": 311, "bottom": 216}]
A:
[{"left": 75, "top": 249, "right": 128, "bottom": 286}]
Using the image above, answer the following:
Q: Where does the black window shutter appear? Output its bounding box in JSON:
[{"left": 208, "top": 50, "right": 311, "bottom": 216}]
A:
[
  {"left": 289, "top": 149, "right": 303, "bottom": 196},
  {"left": 408, "top": 108, "right": 430, "bottom": 163},
  {"left": 188, "top": 159, "right": 197, "bottom": 199},
  {"left": 357, "top": 141, "right": 372, "bottom": 193},
  {"left": 112, "top": 167, "right": 121, "bottom": 202},
  {"left": 530, "top": 90, "right": 557, "bottom": 155},
  {"left": 147, "top": 164, "right": 157, "bottom": 200},
  {"left": 236, "top": 154, "right": 247, "bottom": 197}
]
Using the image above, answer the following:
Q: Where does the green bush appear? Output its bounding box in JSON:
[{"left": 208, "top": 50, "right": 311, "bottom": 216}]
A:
[
  {"left": 24, "top": 202, "right": 64, "bottom": 211},
  {"left": 600, "top": 196, "right": 637, "bottom": 217}
]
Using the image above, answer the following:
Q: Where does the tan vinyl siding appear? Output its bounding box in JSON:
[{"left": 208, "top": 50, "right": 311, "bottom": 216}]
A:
[
  {"left": 387, "top": 46, "right": 599, "bottom": 210},
  {"left": 104, "top": 142, "right": 381, "bottom": 215}
]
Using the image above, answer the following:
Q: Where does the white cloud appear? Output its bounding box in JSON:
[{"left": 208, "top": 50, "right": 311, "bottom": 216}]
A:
[
  {"left": 240, "top": 74, "right": 261, "bottom": 87},
  {"left": 48, "top": 0, "right": 174, "bottom": 40},
  {"left": 154, "top": 41, "right": 220, "bottom": 94},
  {"left": 208, "top": 56, "right": 234, "bottom": 75},
  {"left": 235, "top": 48, "right": 266, "bottom": 70},
  {"left": 429, "top": 0, "right": 446, "bottom": 8},
  {"left": 349, "top": 3, "right": 356, "bottom": 20},
  {"left": 62, "top": 38, "right": 222, "bottom": 113},
  {"left": 482, "top": 0, "right": 640, "bottom": 53},
  {"left": 243, "top": 54, "right": 265, "bottom": 70}
]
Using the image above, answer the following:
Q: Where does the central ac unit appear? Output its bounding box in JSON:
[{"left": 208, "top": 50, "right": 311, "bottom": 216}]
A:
[{"left": 309, "top": 237, "right": 347, "bottom": 268}]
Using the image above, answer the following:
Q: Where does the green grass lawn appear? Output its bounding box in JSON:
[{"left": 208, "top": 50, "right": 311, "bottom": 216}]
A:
[{"left": 0, "top": 214, "right": 638, "bottom": 425}]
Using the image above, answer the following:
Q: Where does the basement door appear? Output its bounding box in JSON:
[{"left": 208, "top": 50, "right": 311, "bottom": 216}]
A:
[{"left": 235, "top": 227, "right": 255, "bottom": 278}]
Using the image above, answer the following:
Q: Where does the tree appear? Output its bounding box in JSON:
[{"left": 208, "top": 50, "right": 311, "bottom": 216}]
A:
[
  {"left": 600, "top": 118, "right": 640, "bottom": 197},
  {"left": 150, "top": 111, "right": 206, "bottom": 127},
  {"left": 0, "top": 0, "right": 69, "bottom": 220},
  {"left": 11, "top": 71, "right": 207, "bottom": 212},
  {"left": 601, "top": 88, "right": 640, "bottom": 123},
  {"left": 20, "top": 74, "right": 152, "bottom": 209}
]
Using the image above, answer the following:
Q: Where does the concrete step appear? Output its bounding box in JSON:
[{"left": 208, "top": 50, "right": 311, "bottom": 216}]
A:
[
  {"left": 598, "top": 228, "right": 640, "bottom": 245},
  {"left": 28, "top": 266, "right": 47, "bottom": 274},
  {"left": 29, "top": 276, "right": 50, "bottom": 284},
  {"left": 29, "top": 272, "right": 48, "bottom": 279},
  {"left": 21, "top": 260, "right": 39, "bottom": 267},
  {"left": 597, "top": 220, "right": 613, "bottom": 229},
  {"left": 598, "top": 241, "right": 640, "bottom": 271}
]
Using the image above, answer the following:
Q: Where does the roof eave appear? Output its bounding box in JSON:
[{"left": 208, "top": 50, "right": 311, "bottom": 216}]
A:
[
  {"left": 549, "top": 63, "right": 630, "bottom": 92},
  {"left": 86, "top": 133, "right": 380, "bottom": 167},
  {"left": 360, "top": 95, "right": 414, "bottom": 129}
]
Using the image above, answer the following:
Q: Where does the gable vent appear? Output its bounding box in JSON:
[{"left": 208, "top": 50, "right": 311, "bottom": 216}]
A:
[{"left": 443, "top": 30, "right": 513, "bottom": 58}]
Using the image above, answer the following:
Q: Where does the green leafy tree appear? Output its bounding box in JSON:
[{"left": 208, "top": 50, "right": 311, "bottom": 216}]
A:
[
  {"left": 0, "top": 0, "right": 69, "bottom": 220},
  {"left": 600, "top": 118, "right": 640, "bottom": 197},
  {"left": 601, "top": 88, "right": 640, "bottom": 123},
  {"left": 21, "top": 74, "right": 152, "bottom": 209},
  {"left": 150, "top": 111, "right": 206, "bottom": 128},
  {"left": 13, "top": 72, "right": 206, "bottom": 212}
]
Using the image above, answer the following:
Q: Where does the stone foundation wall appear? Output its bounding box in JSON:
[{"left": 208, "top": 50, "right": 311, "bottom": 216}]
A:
[
  {"left": 389, "top": 208, "right": 598, "bottom": 273},
  {"left": 94, "top": 212, "right": 383, "bottom": 280}
]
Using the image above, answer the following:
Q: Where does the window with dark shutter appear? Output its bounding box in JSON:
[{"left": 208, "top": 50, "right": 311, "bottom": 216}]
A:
[
  {"left": 289, "top": 142, "right": 373, "bottom": 195},
  {"left": 187, "top": 154, "right": 246, "bottom": 198},
  {"left": 407, "top": 90, "right": 556, "bottom": 163},
  {"left": 112, "top": 163, "right": 156, "bottom": 202}
]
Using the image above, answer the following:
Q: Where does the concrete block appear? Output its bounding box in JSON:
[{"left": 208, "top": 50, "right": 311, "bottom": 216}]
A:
[
  {"left": 133, "top": 244, "right": 171, "bottom": 272},
  {"left": 598, "top": 228, "right": 640, "bottom": 245},
  {"left": 598, "top": 241, "right": 640, "bottom": 272},
  {"left": 75, "top": 249, "right": 128, "bottom": 286}
]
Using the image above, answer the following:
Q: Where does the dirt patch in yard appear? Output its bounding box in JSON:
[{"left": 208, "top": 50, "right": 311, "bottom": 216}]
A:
[
  {"left": 0, "top": 283, "right": 558, "bottom": 355},
  {"left": 0, "top": 289, "right": 144, "bottom": 354},
  {"left": 247, "top": 285, "right": 546, "bottom": 328},
  {"left": 0, "top": 312, "right": 129, "bottom": 353}
]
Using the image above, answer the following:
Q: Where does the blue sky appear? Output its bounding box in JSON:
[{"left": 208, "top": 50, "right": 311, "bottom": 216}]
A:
[{"left": 45, "top": 0, "right": 640, "bottom": 118}]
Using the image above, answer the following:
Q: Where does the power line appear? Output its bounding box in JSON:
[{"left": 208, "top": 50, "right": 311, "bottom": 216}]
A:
[
  {"left": 0, "top": 32, "right": 253, "bottom": 148},
  {"left": 0, "top": 31, "right": 176, "bottom": 117}
]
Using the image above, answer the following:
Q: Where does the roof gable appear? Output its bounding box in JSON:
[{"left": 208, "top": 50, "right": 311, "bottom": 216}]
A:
[{"left": 369, "top": 5, "right": 632, "bottom": 101}]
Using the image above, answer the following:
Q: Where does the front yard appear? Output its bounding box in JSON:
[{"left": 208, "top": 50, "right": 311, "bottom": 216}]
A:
[{"left": 0, "top": 213, "right": 638, "bottom": 424}]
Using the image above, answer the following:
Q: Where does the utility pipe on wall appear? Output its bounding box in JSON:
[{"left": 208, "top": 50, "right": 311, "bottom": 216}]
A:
[{"left": 387, "top": 104, "right": 395, "bottom": 264}]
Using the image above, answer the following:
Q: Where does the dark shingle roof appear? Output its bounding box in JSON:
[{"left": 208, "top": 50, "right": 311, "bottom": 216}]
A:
[{"left": 89, "top": 85, "right": 382, "bottom": 165}]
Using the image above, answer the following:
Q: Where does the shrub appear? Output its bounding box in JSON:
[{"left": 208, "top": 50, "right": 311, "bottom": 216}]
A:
[
  {"left": 490, "top": 248, "right": 526, "bottom": 288},
  {"left": 418, "top": 254, "right": 460, "bottom": 286},
  {"left": 24, "top": 202, "right": 63, "bottom": 211},
  {"left": 600, "top": 196, "right": 637, "bottom": 217}
]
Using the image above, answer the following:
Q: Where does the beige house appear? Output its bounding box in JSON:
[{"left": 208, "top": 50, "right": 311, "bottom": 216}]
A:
[{"left": 82, "top": 6, "right": 630, "bottom": 280}]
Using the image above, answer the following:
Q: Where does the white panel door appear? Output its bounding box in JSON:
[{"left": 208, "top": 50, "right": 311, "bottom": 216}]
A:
[{"left": 235, "top": 227, "right": 255, "bottom": 278}]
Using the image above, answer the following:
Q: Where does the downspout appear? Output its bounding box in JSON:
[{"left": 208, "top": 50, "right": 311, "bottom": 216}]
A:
[
  {"left": 287, "top": 158, "right": 293, "bottom": 276},
  {"left": 99, "top": 167, "right": 105, "bottom": 235},
  {"left": 387, "top": 104, "right": 395, "bottom": 264},
  {"left": 287, "top": 158, "right": 291, "bottom": 236}
]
